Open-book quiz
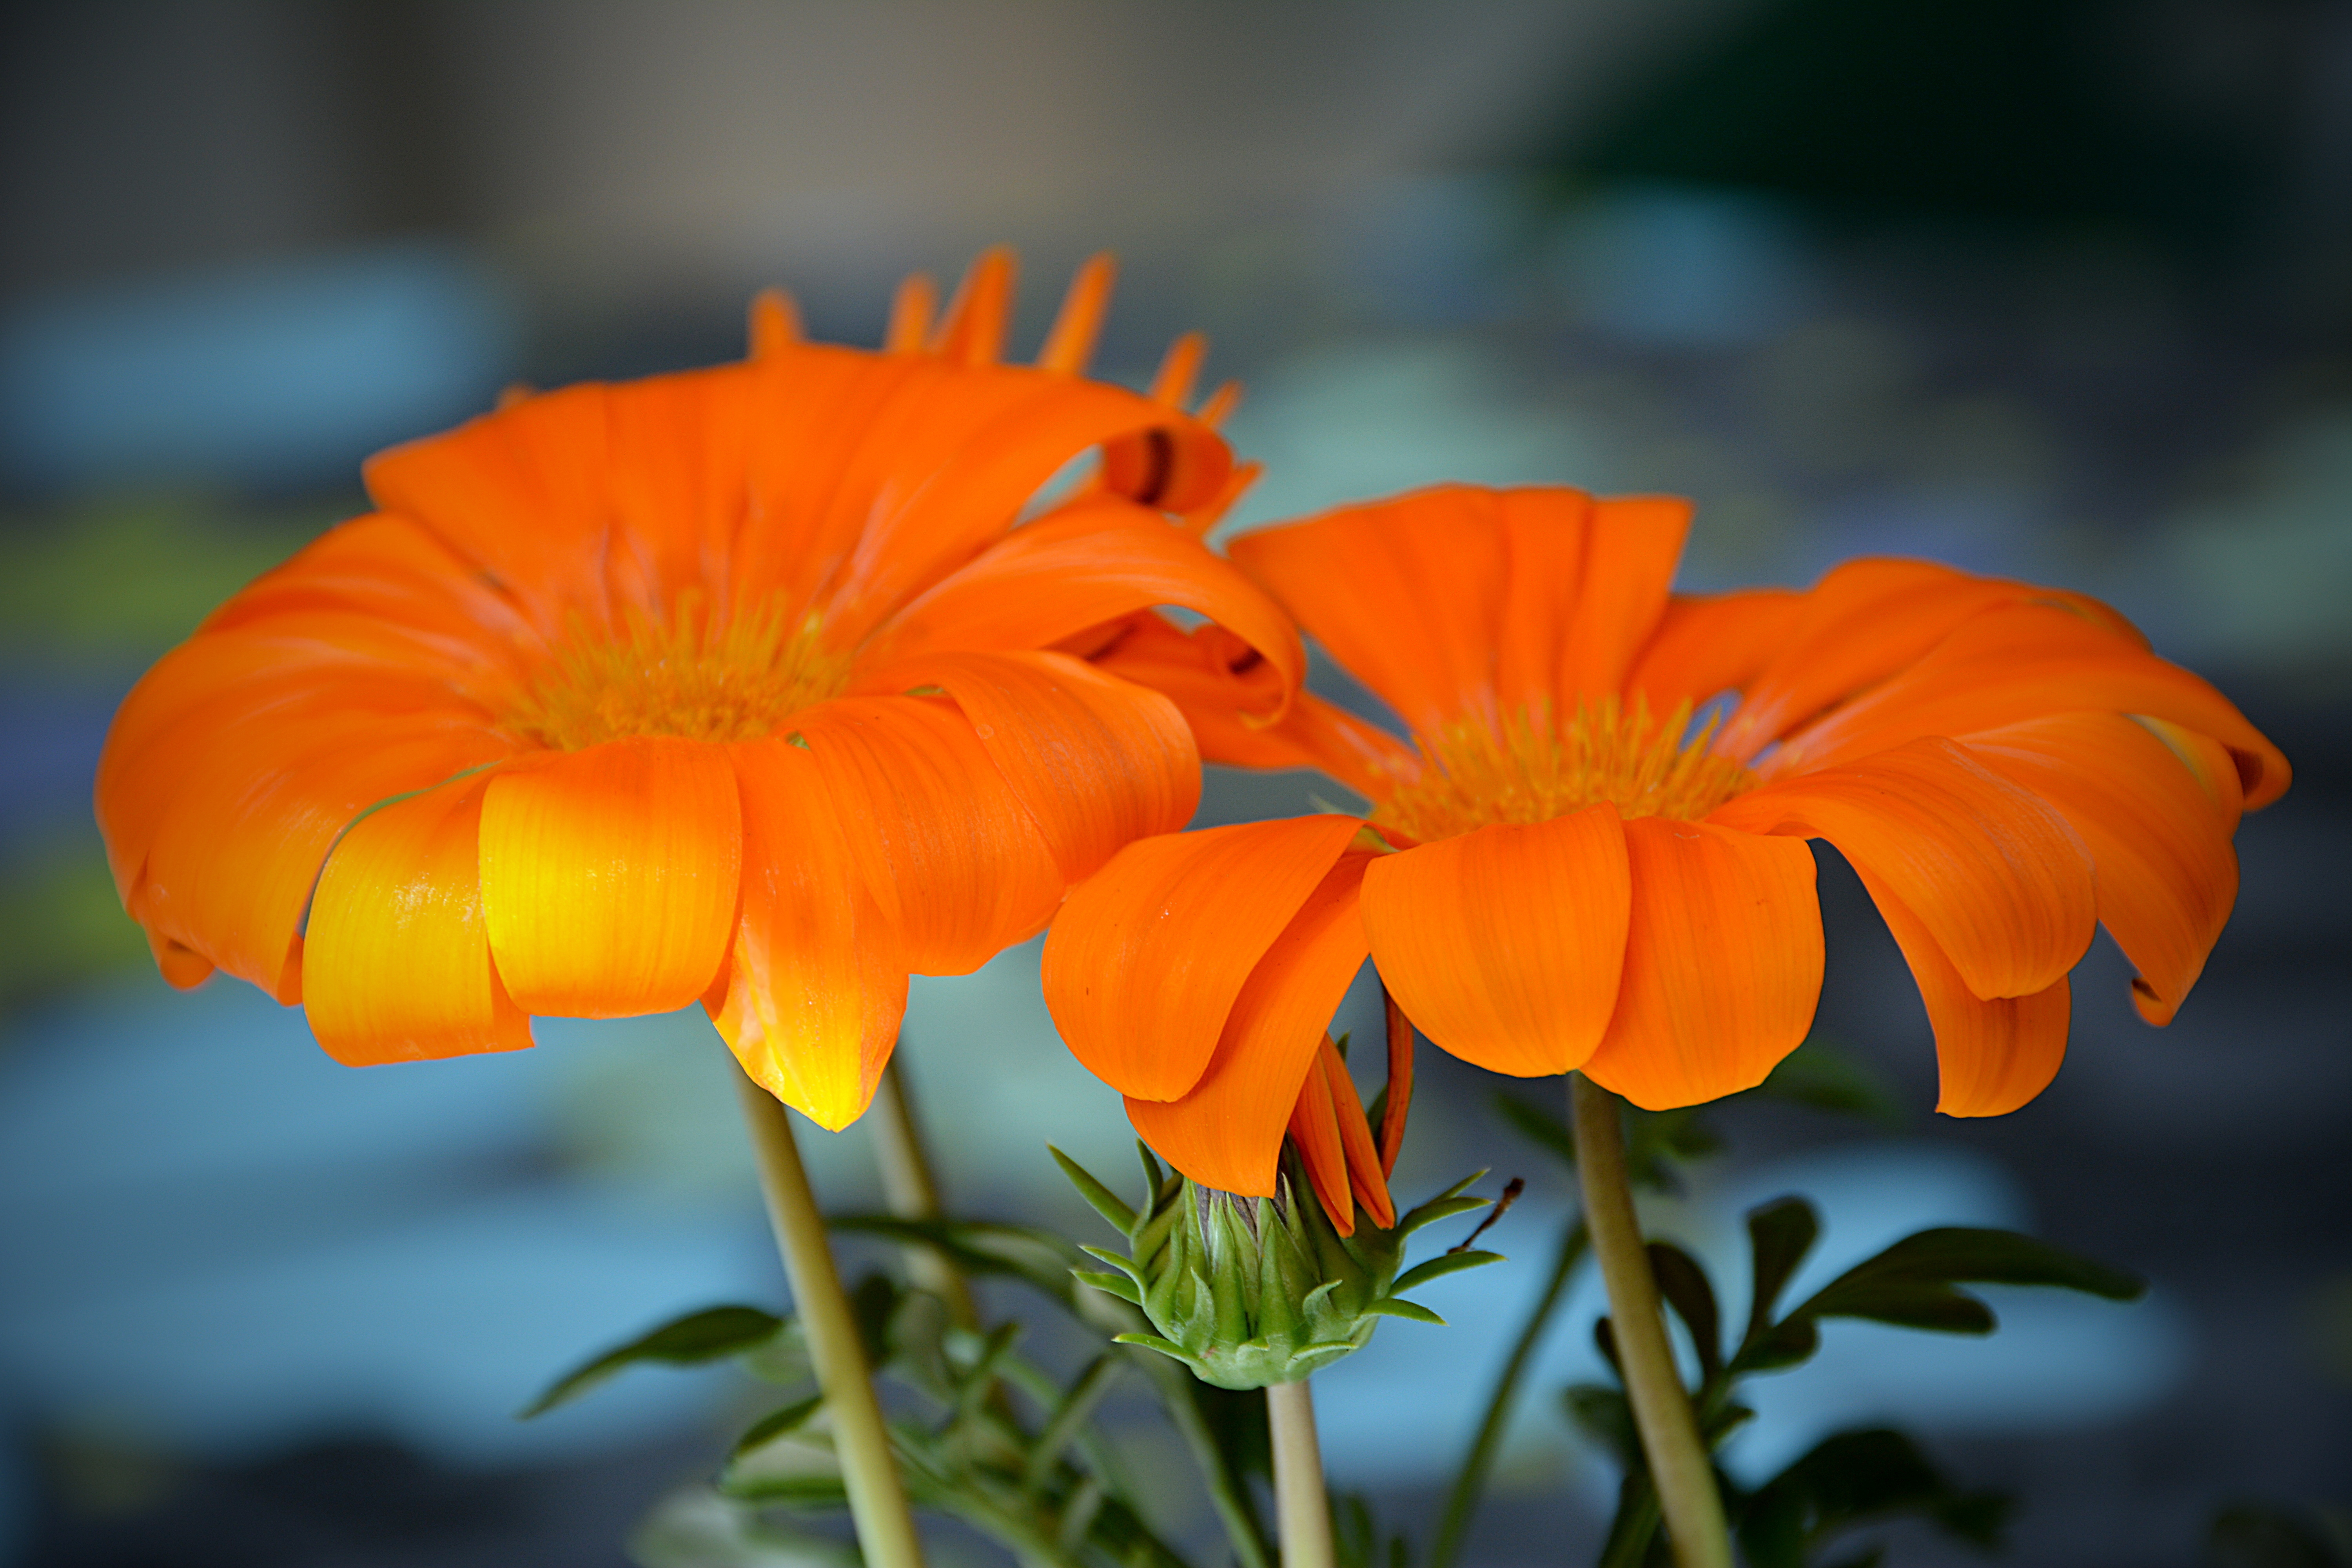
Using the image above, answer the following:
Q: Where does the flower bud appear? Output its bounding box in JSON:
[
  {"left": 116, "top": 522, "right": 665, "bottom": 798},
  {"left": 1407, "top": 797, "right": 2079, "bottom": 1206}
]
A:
[{"left": 1054, "top": 1143, "right": 1504, "bottom": 1390}]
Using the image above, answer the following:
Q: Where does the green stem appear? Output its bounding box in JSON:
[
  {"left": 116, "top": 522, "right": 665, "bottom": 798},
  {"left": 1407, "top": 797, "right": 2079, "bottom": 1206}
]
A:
[
  {"left": 1140, "top": 1355, "right": 1273, "bottom": 1568},
  {"left": 1426, "top": 1217, "right": 1591, "bottom": 1568},
  {"left": 872, "top": 1055, "right": 981, "bottom": 1328},
  {"left": 1569, "top": 1075, "right": 1729, "bottom": 1568},
  {"left": 1267, "top": 1379, "right": 1334, "bottom": 1568},
  {"left": 734, "top": 1064, "right": 927, "bottom": 1568}
]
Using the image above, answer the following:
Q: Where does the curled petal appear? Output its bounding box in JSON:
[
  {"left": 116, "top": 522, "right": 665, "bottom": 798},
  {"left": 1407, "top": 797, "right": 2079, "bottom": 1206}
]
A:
[
  {"left": 1579, "top": 818, "right": 1823, "bottom": 1110},
  {"left": 1855, "top": 864, "right": 2069, "bottom": 1116},
  {"left": 1362, "top": 803, "right": 1632, "bottom": 1077},
  {"left": 712, "top": 739, "right": 907, "bottom": 1129},
  {"left": 866, "top": 650, "right": 1198, "bottom": 882},
  {"left": 1229, "top": 485, "right": 1507, "bottom": 735},
  {"left": 1776, "top": 602, "right": 2289, "bottom": 810},
  {"left": 791, "top": 695, "right": 1063, "bottom": 975},
  {"left": 479, "top": 737, "right": 742, "bottom": 1017},
  {"left": 1045, "top": 815, "right": 1363, "bottom": 1103},
  {"left": 870, "top": 497, "right": 1303, "bottom": 718},
  {"left": 1085, "top": 612, "right": 1416, "bottom": 801},
  {"left": 1281, "top": 1032, "right": 1394, "bottom": 1236},
  {"left": 304, "top": 776, "right": 534, "bottom": 1065},
  {"left": 1711, "top": 738, "right": 2095, "bottom": 1000},
  {"left": 1623, "top": 588, "right": 1805, "bottom": 716},
  {"left": 1965, "top": 712, "right": 2237, "bottom": 1025},
  {"left": 1125, "top": 853, "right": 1374, "bottom": 1199}
]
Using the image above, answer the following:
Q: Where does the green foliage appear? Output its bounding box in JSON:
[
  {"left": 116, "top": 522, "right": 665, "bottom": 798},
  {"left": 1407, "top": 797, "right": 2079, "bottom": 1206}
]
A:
[
  {"left": 1576, "top": 1192, "right": 2143, "bottom": 1564},
  {"left": 519, "top": 1305, "right": 788, "bottom": 1417},
  {"left": 1333, "top": 1491, "right": 1416, "bottom": 1568},
  {"left": 2207, "top": 1502, "right": 2351, "bottom": 1568}
]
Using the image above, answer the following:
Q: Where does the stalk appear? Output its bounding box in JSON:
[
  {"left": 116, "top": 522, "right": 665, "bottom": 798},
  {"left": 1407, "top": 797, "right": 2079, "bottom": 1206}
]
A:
[
  {"left": 871, "top": 1056, "right": 980, "bottom": 1327},
  {"left": 734, "top": 1065, "right": 927, "bottom": 1568},
  {"left": 1568, "top": 1074, "right": 1729, "bottom": 1568},
  {"left": 1266, "top": 1379, "right": 1335, "bottom": 1568},
  {"left": 1426, "top": 1217, "right": 1590, "bottom": 1568}
]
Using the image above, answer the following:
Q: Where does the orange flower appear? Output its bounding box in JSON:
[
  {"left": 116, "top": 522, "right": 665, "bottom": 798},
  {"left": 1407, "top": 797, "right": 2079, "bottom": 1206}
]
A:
[
  {"left": 1044, "top": 484, "right": 2287, "bottom": 1196},
  {"left": 96, "top": 251, "right": 1304, "bottom": 1130}
]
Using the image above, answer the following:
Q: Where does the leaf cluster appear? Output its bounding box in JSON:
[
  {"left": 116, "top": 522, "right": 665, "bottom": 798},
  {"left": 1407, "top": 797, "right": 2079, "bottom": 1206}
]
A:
[{"left": 1565, "top": 1195, "right": 2143, "bottom": 1566}]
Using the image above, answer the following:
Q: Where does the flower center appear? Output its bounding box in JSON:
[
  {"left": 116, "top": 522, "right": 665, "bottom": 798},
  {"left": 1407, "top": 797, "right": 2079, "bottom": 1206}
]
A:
[
  {"left": 506, "top": 593, "right": 850, "bottom": 751},
  {"left": 1371, "top": 697, "right": 1756, "bottom": 844}
]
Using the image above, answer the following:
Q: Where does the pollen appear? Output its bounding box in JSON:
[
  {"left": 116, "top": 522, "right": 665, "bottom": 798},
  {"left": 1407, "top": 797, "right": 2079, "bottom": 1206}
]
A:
[
  {"left": 506, "top": 592, "right": 851, "bottom": 751},
  {"left": 1372, "top": 696, "right": 1756, "bottom": 844}
]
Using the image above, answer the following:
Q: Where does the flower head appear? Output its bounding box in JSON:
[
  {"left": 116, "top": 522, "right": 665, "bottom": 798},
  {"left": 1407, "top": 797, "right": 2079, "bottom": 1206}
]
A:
[
  {"left": 1045, "top": 484, "right": 2287, "bottom": 1194},
  {"left": 97, "top": 250, "right": 1303, "bottom": 1129}
]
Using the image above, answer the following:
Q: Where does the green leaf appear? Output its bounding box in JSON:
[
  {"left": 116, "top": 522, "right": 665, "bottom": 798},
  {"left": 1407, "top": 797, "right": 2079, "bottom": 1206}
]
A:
[
  {"left": 1363, "top": 1297, "right": 1446, "bottom": 1325},
  {"left": 1494, "top": 1093, "right": 1577, "bottom": 1169},
  {"left": 1051, "top": 1145, "right": 1138, "bottom": 1235},
  {"left": 730, "top": 1395, "right": 825, "bottom": 1459},
  {"left": 2207, "top": 1502, "right": 2348, "bottom": 1568},
  {"left": 1742, "top": 1197, "right": 1821, "bottom": 1346},
  {"left": 1735, "top": 1426, "right": 2009, "bottom": 1567},
  {"left": 1645, "top": 1241, "right": 1721, "bottom": 1385},
  {"left": 1753, "top": 1037, "right": 1904, "bottom": 1126},
  {"left": 1392, "top": 1249, "right": 1506, "bottom": 1294},
  {"left": 520, "top": 1305, "right": 784, "bottom": 1417},
  {"left": 829, "top": 1214, "right": 1092, "bottom": 1311},
  {"left": 1562, "top": 1382, "right": 1639, "bottom": 1470},
  {"left": 1790, "top": 1225, "right": 2145, "bottom": 1341}
]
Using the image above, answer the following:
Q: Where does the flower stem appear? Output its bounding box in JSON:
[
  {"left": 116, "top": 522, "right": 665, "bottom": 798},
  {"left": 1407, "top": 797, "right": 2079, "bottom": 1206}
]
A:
[
  {"left": 1568, "top": 1074, "right": 1729, "bottom": 1568},
  {"left": 1267, "top": 1379, "right": 1335, "bottom": 1568},
  {"left": 1426, "top": 1216, "right": 1590, "bottom": 1568},
  {"left": 872, "top": 1056, "right": 980, "bottom": 1328},
  {"left": 733, "top": 1064, "right": 927, "bottom": 1568}
]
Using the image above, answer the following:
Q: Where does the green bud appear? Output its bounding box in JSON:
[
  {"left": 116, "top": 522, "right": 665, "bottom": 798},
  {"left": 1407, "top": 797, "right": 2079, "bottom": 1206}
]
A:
[{"left": 1052, "top": 1142, "right": 1506, "bottom": 1390}]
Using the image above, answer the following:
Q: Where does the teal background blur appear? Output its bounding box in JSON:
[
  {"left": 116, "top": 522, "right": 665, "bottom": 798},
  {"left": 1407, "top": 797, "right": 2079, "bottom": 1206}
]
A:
[{"left": 2, "top": 4, "right": 2347, "bottom": 1565}]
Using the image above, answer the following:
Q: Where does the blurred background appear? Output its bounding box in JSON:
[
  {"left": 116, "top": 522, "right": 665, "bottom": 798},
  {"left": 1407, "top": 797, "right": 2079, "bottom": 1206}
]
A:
[{"left": 2, "top": 2, "right": 2348, "bottom": 1564}]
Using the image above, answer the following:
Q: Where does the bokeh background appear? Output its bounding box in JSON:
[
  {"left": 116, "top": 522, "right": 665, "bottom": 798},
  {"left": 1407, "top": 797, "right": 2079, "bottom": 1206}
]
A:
[{"left": 3, "top": 3, "right": 2348, "bottom": 1564}]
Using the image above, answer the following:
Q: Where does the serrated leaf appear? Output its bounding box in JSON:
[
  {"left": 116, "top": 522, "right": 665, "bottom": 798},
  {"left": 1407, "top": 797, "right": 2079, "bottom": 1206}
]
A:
[
  {"left": 1736, "top": 1425, "right": 2010, "bottom": 1568},
  {"left": 1363, "top": 1297, "right": 1445, "bottom": 1325},
  {"left": 1645, "top": 1241, "right": 1721, "bottom": 1385},
  {"left": 1050, "top": 1145, "right": 1139, "bottom": 1235},
  {"left": 1392, "top": 1249, "right": 1506, "bottom": 1294},
  {"left": 730, "top": 1394, "right": 825, "bottom": 1459},
  {"left": 1737, "top": 1316, "right": 1820, "bottom": 1375},
  {"left": 1743, "top": 1196, "right": 1820, "bottom": 1346},
  {"left": 520, "top": 1305, "right": 784, "bottom": 1417},
  {"left": 1812, "top": 1281, "right": 1996, "bottom": 1335},
  {"left": 1820, "top": 1226, "right": 2145, "bottom": 1303}
]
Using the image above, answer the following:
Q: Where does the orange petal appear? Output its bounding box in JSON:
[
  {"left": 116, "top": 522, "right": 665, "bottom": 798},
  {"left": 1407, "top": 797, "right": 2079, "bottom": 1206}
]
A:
[
  {"left": 1493, "top": 489, "right": 1593, "bottom": 715},
  {"left": 1122, "top": 849, "right": 1373, "bottom": 1194},
  {"left": 1361, "top": 803, "right": 1632, "bottom": 1077},
  {"left": 1229, "top": 485, "right": 1507, "bottom": 735},
  {"left": 1082, "top": 612, "right": 1417, "bottom": 800},
  {"left": 1281, "top": 1033, "right": 1394, "bottom": 1235},
  {"left": 869, "top": 496, "right": 1304, "bottom": 719},
  {"left": 1579, "top": 818, "right": 1822, "bottom": 1110},
  {"left": 1712, "top": 559, "right": 2035, "bottom": 761},
  {"left": 712, "top": 738, "right": 907, "bottom": 1129},
  {"left": 1623, "top": 588, "right": 1806, "bottom": 716},
  {"left": 1774, "top": 601, "right": 2290, "bottom": 810},
  {"left": 864, "top": 649, "right": 1199, "bottom": 882},
  {"left": 1036, "top": 254, "right": 1117, "bottom": 375},
  {"left": 303, "top": 776, "right": 535, "bottom": 1065},
  {"left": 1286, "top": 1036, "right": 1356, "bottom": 1233},
  {"left": 2136, "top": 716, "right": 2246, "bottom": 830},
  {"left": 1711, "top": 737, "right": 2094, "bottom": 1000},
  {"left": 1556, "top": 495, "right": 1693, "bottom": 710},
  {"left": 1853, "top": 863, "right": 2069, "bottom": 1116},
  {"left": 1044, "top": 815, "right": 1364, "bottom": 1103},
  {"left": 145, "top": 928, "right": 216, "bottom": 990},
  {"left": 478, "top": 737, "right": 742, "bottom": 1017},
  {"left": 928, "top": 246, "right": 1016, "bottom": 365},
  {"left": 1965, "top": 712, "right": 2238, "bottom": 1025},
  {"left": 790, "top": 694, "right": 1063, "bottom": 975}
]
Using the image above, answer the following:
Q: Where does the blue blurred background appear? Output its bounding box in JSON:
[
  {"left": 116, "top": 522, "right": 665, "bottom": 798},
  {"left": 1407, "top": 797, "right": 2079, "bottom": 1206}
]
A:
[{"left": 2, "top": 3, "right": 2347, "bottom": 1564}]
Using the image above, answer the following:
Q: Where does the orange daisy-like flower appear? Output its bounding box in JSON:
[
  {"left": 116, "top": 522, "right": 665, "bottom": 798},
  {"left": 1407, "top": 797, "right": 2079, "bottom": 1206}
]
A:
[
  {"left": 96, "top": 251, "right": 1303, "bottom": 1130},
  {"left": 1044, "top": 484, "right": 2287, "bottom": 1196}
]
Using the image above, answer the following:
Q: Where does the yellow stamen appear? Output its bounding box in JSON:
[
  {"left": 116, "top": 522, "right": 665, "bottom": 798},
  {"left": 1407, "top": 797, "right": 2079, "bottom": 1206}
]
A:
[
  {"left": 1372, "top": 697, "right": 1755, "bottom": 844},
  {"left": 507, "top": 592, "right": 849, "bottom": 751}
]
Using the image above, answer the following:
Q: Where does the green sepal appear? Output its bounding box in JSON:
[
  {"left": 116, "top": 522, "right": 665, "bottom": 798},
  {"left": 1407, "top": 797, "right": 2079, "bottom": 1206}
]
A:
[
  {"left": 1073, "top": 1270, "right": 1143, "bottom": 1305},
  {"left": 1052, "top": 1145, "right": 1138, "bottom": 1234},
  {"left": 1393, "top": 1249, "right": 1506, "bottom": 1294},
  {"left": 1362, "top": 1297, "right": 1446, "bottom": 1325}
]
